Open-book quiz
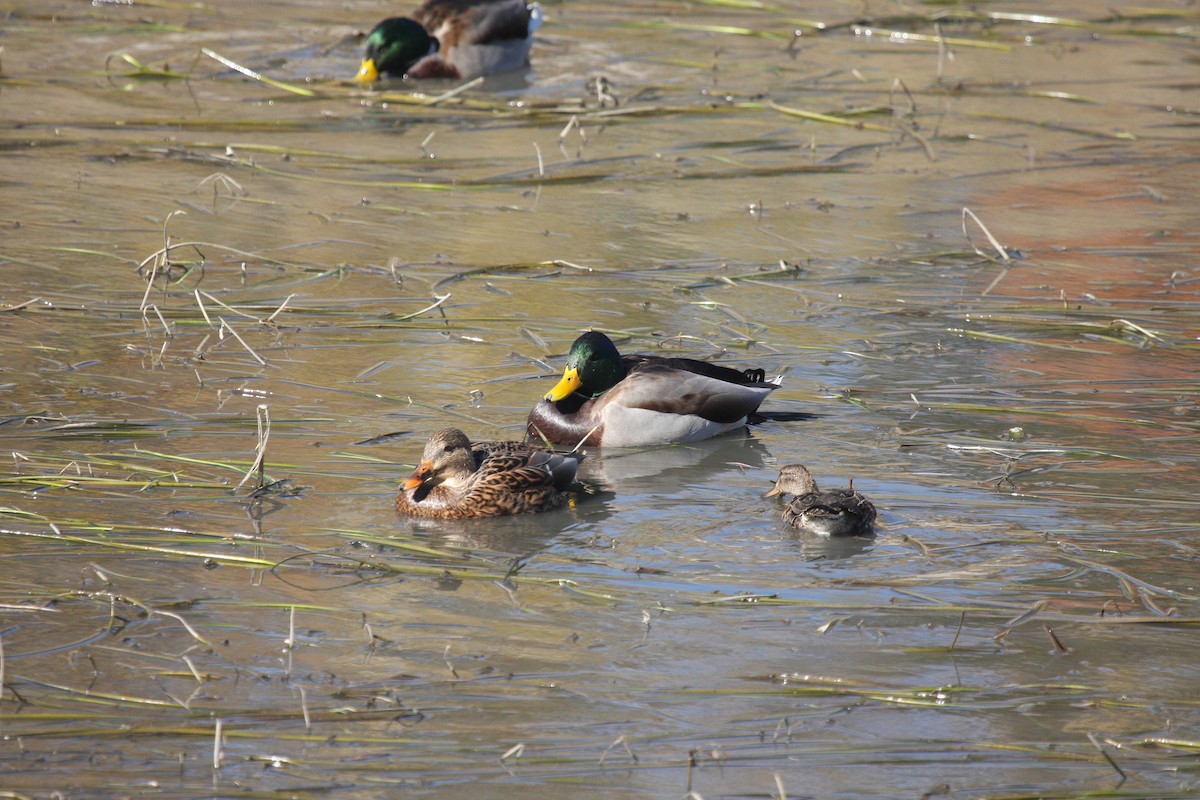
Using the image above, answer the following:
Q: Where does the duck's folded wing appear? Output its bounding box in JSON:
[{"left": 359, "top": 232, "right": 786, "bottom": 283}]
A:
[
  {"left": 471, "top": 448, "right": 574, "bottom": 485},
  {"left": 628, "top": 355, "right": 773, "bottom": 387},
  {"left": 422, "top": 0, "right": 532, "bottom": 45},
  {"left": 474, "top": 452, "right": 530, "bottom": 478},
  {"left": 846, "top": 492, "right": 877, "bottom": 524},
  {"left": 474, "top": 440, "right": 537, "bottom": 461},
  {"left": 617, "top": 363, "right": 778, "bottom": 423},
  {"left": 792, "top": 490, "right": 877, "bottom": 526},
  {"left": 476, "top": 464, "right": 559, "bottom": 496}
]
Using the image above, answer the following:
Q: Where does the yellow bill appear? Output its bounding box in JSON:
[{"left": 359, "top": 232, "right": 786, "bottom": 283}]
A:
[
  {"left": 544, "top": 366, "right": 583, "bottom": 402},
  {"left": 356, "top": 58, "right": 380, "bottom": 83}
]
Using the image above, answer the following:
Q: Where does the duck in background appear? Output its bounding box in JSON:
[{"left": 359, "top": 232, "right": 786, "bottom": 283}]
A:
[
  {"left": 397, "top": 428, "right": 581, "bottom": 519},
  {"left": 357, "top": 0, "right": 541, "bottom": 82},
  {"left": 527, "top": 331, "right": 780, "bottom": 448},
  {"left": 765, "top": 464, "right": 876, "bottom": 537}
]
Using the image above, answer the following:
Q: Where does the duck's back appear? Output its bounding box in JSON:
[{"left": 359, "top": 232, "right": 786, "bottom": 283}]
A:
[
  {"left": 474, "top": 441, "right": 582, "bottom": 492},
  {"left": 624, "top": 354, "right": 769, "bottom": 387},
  {"left": 784, "top": 489, "right": 876, "bottom": 537},
  {"left": 414, "top": 0, "right": 530, "bottom": 34},
  {"left": 465, "top": 444, "right": 578, "bottom": 515},
  {"left": 617, "top": 357, "right": 779, "bottom": 424}
]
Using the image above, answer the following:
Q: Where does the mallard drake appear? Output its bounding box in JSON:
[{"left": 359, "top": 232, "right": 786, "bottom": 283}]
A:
[
  {"left": 765, "top": 464, "right": 876, "bottom": 537},
  {"left": 356, "top": 0, "right": 540, "bottom": 82},
  {"left": 396, "top": 428, "right": 581, "bottom": 519},
  {"left": 526, "top": 331, "right": 780, "bottom": 448}
]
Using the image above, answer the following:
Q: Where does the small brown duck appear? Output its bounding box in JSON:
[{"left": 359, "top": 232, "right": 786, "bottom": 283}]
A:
[
  {"left": 396, "top": 428, "right": 581, "bottom": 519},
  {"left": 765, "top": 464, "right": 876, "bottom": 537}
]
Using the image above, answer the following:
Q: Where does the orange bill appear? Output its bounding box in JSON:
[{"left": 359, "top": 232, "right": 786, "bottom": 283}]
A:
[{"left": 403, "top": 459, "right": 432, "bottom": 491}]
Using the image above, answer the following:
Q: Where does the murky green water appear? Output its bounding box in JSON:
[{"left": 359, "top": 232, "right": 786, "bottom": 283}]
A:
[{"left": 1, "top": 1, "right": 1199, "bottom": 797}]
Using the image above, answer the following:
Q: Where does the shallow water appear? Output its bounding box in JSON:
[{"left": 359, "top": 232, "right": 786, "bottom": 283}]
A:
[{"left": 2, "top": 1, "right": 1200, "bottom": 797}]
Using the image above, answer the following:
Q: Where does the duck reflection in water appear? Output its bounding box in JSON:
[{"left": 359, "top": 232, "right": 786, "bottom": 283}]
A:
[{"left": 575, "top": 430, "right": 773, "bottom": 491}]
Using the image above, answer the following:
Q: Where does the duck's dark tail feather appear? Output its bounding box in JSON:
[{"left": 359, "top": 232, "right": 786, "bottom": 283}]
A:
[{"left": 527, "top": 450, "right": 584, "bottom": 490}]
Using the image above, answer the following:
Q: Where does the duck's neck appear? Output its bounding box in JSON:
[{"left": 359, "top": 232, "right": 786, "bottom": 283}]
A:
[
  {"left": 581, "top": 358, "right": 626, "bottom": 398},
  {"left": 527, "top": 400, "right": 603, "bottom": 447}
]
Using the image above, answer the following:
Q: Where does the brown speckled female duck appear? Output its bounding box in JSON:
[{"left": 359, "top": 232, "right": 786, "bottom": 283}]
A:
[
  {"left": 765, "top": 464, "right": 876, "bottom": 537},
  {"left": 396, "top": 428, "right": 581, "bottom": 519}
]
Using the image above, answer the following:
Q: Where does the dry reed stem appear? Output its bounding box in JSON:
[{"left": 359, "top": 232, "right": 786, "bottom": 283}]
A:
[
  {"left": 236, "top": 404, "right": 271, "bottom": 490},
  {"left": 426, "top": 76, "right": 483, "bottom": 105},
  {"left": 201, "top": 48, "right": 315, "bottom": 97},
  {"left": 961, "top": 207, "right": 1011, "bottom": 263},
  {"left": 218, "top": 319, "right": 266, "bottom": 366},
  {"left": 212, "top": 718, "right": 223, "bottom": 770},
  {"left": 199, "top": 291, "right": 259, "bottom": 322}
]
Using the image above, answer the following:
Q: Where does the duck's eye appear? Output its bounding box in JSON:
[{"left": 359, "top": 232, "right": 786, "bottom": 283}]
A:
[{"left": 443, "top": 444, "right": 458, "bottom": 454}]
